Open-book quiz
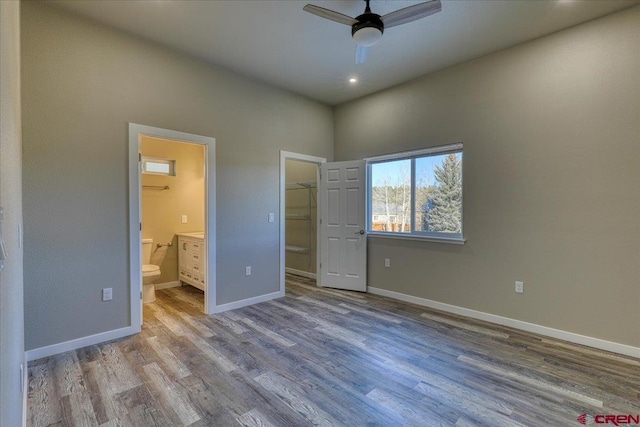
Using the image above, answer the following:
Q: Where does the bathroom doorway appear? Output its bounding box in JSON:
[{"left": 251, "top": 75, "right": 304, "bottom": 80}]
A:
[
  {"left": 129, "top": 124, "right": 216, "bottom": 330},
  {"left": 279, "top": 151, "right": 326, "bottom": 293},
  {"left": 140, "top": 135, "right": 206, "bottom": 321}
]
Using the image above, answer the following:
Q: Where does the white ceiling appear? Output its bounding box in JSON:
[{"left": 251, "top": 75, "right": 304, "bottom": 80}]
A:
[{"left": 51, "top": 0, "right": 639, "bottom": 105}]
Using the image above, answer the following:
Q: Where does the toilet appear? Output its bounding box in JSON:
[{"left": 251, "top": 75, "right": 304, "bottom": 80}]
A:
[{"left": 142, "top": 238, "right": 161, "bottom": 303}]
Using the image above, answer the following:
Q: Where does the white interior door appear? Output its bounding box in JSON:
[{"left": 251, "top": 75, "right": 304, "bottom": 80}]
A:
[{"left": 319, "top": 160, "right": 367, "bottom": 291}]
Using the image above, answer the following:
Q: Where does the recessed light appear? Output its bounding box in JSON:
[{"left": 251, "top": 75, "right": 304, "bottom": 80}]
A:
[{"left": 349, "top": 78, "right": 358, "bottom": 84}]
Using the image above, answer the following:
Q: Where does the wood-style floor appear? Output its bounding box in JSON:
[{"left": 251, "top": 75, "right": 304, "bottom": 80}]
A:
[{"left": 28, "top": 274, "right": 640, "bottom": 426}]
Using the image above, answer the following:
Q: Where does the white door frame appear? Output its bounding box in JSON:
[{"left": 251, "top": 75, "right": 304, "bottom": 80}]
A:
[
  {"left": 279, "top": 151, "right": 326, "bottom": 293},
  {"left": 129, "top": 123, "right": 216, "bottom": 329}
]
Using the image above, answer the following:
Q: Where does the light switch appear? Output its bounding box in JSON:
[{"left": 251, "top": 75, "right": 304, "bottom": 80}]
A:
[
  {"left": 181, "top": 215, "right": 188, "bottom": 224},
  {"left": 268, "top": 213, "right": 275, "bottom": 223},
  {"left": 515, "top": 281, "right": 524, "bottom": 293}
]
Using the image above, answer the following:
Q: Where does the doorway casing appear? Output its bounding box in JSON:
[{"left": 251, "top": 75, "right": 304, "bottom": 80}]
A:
[
  {"left": 279, "top": 151, "right": 326, "bottom": 294},
  {"left": 129, "top": 123, "right": 216, "bottom": 329}
]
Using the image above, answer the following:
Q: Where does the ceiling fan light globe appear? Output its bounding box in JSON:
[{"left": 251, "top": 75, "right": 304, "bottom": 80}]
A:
[{"left": 352, "top": 27, "right": 382, "bottom": 47}]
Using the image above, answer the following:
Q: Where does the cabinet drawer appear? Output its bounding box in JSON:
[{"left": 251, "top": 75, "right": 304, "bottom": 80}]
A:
[{"left": 180, "top": 240, "right": 203, "bottom": 252}]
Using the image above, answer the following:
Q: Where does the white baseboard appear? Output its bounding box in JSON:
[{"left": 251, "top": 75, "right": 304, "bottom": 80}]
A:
[
  {"left": 25, "top": 325, "right": 140, "bottom": 362},
  {"left": 154, "top": 280, "right": 181, "bottom": 290},
  {"left": 368, "top": 286, "right": 640, "bottom": 359},
  {"left": 212, "top": 290, "right": 284, "bottom": 314},
  {"left": 285, "top": 267, "right": 317, "bottom": 280}
]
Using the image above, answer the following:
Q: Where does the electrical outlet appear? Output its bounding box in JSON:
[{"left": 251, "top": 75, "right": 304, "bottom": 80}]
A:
[
  {"left": 245, "top": 266, "right": 252, "bottom": 276},
  {"left": 515, "top": 281, "right": 524, "bottom": 293},
  {"left": 102, "top": 288, "right": 113, "bottom": 301},
  {"left": 181, "top": 215, "right": 188, "bottom": 224},
  {"left": 268, "top": 212, "right": 275, "bottom": 223},
  {"left": 384, "top": 258, "right": 390, "bottom": 268}
]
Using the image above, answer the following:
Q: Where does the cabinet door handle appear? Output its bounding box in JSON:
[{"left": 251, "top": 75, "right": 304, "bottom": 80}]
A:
[{"left": 183, "top": 243, "right": 187, "bottom": 250}]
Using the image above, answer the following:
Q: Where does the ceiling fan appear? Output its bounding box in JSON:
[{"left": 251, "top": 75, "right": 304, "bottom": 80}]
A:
[{"left": 303, "top": 0, "right": 442, "bottom": 64}]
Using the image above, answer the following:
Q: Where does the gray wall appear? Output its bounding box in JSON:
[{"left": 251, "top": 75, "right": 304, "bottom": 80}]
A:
[
  {"left": 0, "top": 1, "right": 25, "bottom": 425},
  {"left": 334, "top": 6, "right": 640, "bottom": 347},
  {"left": 21, "top": 2, "right": 333, "bottom": 351}
]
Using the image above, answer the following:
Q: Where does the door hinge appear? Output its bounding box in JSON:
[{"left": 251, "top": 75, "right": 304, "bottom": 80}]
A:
[
  {"left": 140, "top": 291, "right": 143, "bottom": 300},
  {"left": 320, "top": 218, "right": 322, "bottom": 224},
  {"left": 139, "top": 223, "right": 142, "bottom": 231},
  {"left": 0, "top": 208, "right": 8, "bottom": 268},
  {"left": 320, "top": 263, "right": 322, "bottom": 269},
  {"left": 138, "top": 153, "right": 142, "bottom": 162}
]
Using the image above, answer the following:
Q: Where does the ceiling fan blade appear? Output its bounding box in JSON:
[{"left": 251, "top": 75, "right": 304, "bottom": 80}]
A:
[
  {"left": 381, "top": 0, "right": 442, "bottom": 29},
  {"left": 303, "top": 4, "right": 357, "bottom": 26},
  {"left": 355, "top": 45, "right": 370, "bottom": 64}
]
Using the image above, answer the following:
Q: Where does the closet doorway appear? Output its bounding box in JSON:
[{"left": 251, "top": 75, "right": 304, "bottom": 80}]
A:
[{"left": 279, "top": 151, "right": 326, "bottom": 292}]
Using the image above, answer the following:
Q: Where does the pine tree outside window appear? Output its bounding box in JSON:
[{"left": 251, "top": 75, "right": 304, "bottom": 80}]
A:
[{"left": 367, "top": 143, "right": 464, "bottom": 243}]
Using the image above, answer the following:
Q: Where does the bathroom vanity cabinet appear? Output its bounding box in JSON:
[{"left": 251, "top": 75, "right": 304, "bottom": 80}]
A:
[{"left": 178, "top": 233, "right": 206, "bottom": 291}]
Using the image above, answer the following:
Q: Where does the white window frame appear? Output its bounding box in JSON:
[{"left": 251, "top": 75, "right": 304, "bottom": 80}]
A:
[
  {"left": 366, "top": 143, "right": 465, "bottom": 245},
  {"left": 141, "top": 156, "right": 176, "bottom": 176}
]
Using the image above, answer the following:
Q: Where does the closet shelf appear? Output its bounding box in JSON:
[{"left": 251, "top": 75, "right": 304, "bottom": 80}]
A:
[
  {"left": 286, "top": 214, "right": 311, "bottom": 220},
  {"left": 286, "top": 181, "right": 317, "bottom": 190},
  {"left": 285, "top": 179, "right": 315, "bottom": 267},
  {"left": 285, "top": 245, "right": 310, "bottom": 254}
]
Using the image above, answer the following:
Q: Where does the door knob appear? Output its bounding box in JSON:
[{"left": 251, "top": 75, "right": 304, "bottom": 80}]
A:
[{"left": 355, "top": 229, "right": 365, "bottom": 235}]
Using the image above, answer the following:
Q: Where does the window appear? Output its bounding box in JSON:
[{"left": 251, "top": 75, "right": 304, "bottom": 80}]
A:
[
  {"left": 367, "top": 143, "right": 463, "bottom": 243},
  {"left": 141, "top": 156, "right": 176, "bottom": 176}
]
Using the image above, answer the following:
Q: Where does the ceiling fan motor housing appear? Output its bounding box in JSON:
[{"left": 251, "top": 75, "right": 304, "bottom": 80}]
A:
[{"left": 352, "top": 13, "right": 384, "bottom": 47}]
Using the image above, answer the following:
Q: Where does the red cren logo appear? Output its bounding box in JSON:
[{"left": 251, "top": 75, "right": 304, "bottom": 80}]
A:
[
  {"left": 578, "top": 414, "right": 640, "bottom": 425},
  {"left": 578, "top": 414, "right": 595, "bottom": 425}
]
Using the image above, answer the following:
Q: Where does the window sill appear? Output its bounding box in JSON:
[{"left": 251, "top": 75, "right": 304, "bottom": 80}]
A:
[{"left": 367, "top": 232, "right": 466, "bottom": 245}]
